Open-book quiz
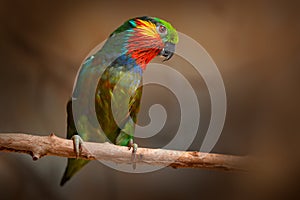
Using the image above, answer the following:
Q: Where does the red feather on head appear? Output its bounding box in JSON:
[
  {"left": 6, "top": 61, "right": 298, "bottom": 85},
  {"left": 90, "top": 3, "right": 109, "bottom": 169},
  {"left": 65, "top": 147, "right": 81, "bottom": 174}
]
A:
[{"left": 126, "top": 19, "right": 164, "bottom": 70}]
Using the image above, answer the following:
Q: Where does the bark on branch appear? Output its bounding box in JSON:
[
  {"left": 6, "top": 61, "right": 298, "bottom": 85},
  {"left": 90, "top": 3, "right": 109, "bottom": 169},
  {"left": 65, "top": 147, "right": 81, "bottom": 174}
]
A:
[{"left": 0, "top": 133, "right": 248, "bottom": 171}]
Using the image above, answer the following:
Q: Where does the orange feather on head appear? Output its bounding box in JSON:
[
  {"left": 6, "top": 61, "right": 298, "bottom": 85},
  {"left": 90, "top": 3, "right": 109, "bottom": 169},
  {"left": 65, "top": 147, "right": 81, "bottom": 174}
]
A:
[{"left": 126, "top": 19, "right": 164, "bottom": 70}]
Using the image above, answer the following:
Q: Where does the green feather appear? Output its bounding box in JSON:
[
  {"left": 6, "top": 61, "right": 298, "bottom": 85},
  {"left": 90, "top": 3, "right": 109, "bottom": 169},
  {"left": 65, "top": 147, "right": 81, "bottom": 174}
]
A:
[{"left": 60, "top": 16, "right": 178, "bottom": 185}]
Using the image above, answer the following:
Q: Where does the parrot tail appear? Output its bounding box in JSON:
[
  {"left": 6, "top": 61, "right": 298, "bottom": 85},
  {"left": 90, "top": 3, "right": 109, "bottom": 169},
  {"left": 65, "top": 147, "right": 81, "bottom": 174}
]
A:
[
  {"left": 60, "top": 100, "right": 90, "bottom": 186},
  {"left": 60, "top": 158, "right": 89, "bottom": 186}
]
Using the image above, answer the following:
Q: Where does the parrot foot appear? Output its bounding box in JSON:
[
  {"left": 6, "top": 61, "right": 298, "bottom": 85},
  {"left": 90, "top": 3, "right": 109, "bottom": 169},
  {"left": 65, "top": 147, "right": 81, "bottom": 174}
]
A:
[
  {"left": 71, "top": 135, "right": 83, "bottom": 159},
  {"left": 128, "top": 139, "right": 138, "bottom": 169}
]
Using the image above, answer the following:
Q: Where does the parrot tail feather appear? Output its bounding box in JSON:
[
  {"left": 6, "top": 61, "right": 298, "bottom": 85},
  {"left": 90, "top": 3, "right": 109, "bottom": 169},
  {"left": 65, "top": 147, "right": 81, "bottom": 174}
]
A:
[{"left": 60, "top": 158, "right": 89, "bottom": 186}]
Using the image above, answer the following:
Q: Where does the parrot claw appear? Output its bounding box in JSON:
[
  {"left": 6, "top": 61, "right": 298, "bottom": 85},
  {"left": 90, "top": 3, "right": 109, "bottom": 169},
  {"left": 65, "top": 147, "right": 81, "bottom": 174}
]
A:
[
  {"left": 71, "top": 135, "right": 83, "bottom": 159},
  {"left": 128, "top": 139, "right": 138, "bottom": 169}
]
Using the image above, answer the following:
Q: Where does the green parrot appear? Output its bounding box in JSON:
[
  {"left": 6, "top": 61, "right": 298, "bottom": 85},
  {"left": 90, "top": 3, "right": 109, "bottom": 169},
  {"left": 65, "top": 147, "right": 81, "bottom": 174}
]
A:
[{"left": 60, "top": 16, "right": 178, "bottom": 185}]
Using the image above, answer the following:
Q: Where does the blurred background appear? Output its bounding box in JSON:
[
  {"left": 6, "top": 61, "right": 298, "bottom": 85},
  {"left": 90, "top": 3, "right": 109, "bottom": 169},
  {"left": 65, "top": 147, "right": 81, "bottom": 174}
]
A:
[{"left": 0, "top": 0, "right": 299, "bottom": 199}]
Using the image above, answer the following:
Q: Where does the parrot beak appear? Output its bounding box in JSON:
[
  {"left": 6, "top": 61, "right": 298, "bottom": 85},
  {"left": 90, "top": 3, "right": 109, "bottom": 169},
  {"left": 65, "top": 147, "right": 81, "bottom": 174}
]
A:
[{"left": 160, "top": 42, "right": 175, "bottom": 61}]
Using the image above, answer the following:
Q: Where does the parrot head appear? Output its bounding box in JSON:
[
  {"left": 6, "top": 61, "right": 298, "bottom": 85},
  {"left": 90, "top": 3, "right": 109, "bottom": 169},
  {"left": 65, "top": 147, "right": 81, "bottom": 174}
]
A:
[{"left": 109, "top": 16, "right": 179, "bottom": 70}]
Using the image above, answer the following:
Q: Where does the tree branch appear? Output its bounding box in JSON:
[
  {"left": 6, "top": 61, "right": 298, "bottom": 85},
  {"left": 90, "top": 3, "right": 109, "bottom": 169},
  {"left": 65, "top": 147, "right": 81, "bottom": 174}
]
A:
[{"left": 0, "top": 133, "right": 248, "bottom": 172}]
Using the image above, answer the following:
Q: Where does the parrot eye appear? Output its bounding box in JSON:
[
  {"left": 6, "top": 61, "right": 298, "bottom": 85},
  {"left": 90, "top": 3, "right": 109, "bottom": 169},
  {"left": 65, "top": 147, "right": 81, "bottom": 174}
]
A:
[{"left": 157, "top": 25, "right": 167, "bottom": 35}]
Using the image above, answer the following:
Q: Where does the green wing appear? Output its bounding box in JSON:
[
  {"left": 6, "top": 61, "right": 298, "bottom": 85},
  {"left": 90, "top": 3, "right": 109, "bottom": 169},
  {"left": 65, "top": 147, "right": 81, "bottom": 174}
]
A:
[
  {"left": 96, "top": 65, "right": 143, "bottom": 145},
  {"left": 61, "top": 57, "right": 143, "bottom": 185}
]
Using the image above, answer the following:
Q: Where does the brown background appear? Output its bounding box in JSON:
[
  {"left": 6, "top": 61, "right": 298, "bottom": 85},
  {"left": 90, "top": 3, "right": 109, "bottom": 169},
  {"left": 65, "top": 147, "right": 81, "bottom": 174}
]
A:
[{"left": 0, "top": 0, "right": 299, "bottom": 200}]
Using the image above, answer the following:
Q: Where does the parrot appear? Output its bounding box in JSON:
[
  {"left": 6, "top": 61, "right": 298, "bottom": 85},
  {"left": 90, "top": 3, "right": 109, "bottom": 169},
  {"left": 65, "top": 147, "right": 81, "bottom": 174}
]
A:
[{"left": 60, "top": 16, "right": 178, "bottom": 186}]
